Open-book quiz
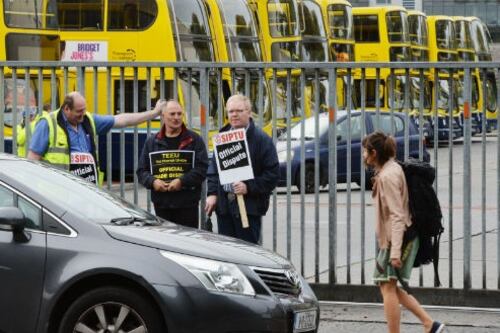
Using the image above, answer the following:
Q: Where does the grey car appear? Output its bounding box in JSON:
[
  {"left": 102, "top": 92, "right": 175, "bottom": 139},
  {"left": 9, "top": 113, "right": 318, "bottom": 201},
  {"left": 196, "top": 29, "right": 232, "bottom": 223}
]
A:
[{"left": 0, "top": 153, "right": 319, "bottom": 333}]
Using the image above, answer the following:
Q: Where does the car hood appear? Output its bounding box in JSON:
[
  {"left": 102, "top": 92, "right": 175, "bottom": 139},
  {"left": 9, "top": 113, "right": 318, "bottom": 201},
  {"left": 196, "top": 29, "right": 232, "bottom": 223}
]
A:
[{"left": 103, "top": 223, "right": 291, "bottom": 269}]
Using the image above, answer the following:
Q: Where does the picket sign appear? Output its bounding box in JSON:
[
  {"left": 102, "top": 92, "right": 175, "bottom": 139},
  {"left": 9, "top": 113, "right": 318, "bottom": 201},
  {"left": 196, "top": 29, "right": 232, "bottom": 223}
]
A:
[{"left": 212, "top": 128, "right": 254, "bottom": 228}]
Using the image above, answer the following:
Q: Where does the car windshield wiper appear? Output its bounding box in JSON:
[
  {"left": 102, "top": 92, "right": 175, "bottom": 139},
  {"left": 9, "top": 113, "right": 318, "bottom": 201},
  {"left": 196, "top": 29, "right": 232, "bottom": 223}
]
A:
[{"left": 110, "top": 216, "right": 160, "bottom": 226}]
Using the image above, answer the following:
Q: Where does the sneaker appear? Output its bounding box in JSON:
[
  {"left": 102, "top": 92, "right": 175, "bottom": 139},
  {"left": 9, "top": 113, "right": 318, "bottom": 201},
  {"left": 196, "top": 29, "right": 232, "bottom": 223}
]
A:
[{"left": 430, "top": 321, "right": 445, "bottom": 333}]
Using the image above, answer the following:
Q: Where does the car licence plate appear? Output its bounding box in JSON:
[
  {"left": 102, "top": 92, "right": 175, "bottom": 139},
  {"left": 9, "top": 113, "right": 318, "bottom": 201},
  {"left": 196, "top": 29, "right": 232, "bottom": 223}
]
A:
[{"left": 293, "top": 309, "right": 317, "bottom": 332}]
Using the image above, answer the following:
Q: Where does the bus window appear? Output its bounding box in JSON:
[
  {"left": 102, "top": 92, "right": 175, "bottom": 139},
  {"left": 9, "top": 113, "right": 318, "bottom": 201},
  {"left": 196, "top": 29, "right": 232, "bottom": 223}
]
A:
[
  {"left": 408, "top": 14, "right": 428, "bottom": 48},
  {"left": 386, "top": 11, "right": 409, "bottom": 43},
  {"left": 114, "top": 80, "right": 173, "bottom": 115},
  {"left": 300, "top": 1, "right": 324, "bottom": 37},
  {"left": 300, "top": 0, "right": 327, "bottom": 62},
  {"left": 455, "top": 21, "right": 472, "bottom": 50},
  {"left": 327, "top": 4, "right": 353, "bottom": 40},
  {"left": 353, "top": 79, "right": 385, "bottom": 108},
  {"left": 217, "top": 0, "right": 262, "bottom": 62},
  {"left": 435, "top": 20, "right": 455, "bottom": 50},
  {"left": 271, "top": 41, "right": 301, "bottom": 61},
  {"left": 389, "top": 75, "right": 407, "bottom": 110},
  {"left": 353, "top": 15, "right": 379, "bottom": 43},
  {"left": 168, "top": 0, "right": 214, "bottom": 62},
  {"left": 107, "top": 0, "right": 157, "bottom": 30},
  {"left": 179, "top": 76, "right": 226, "bottom": 131},
  {"left": 389, "top": 46, "right": 410, "bottom": 61},
  {"left": 410, "top": 77, "right": 432, "bottom": 110},
  {"left": 234, "top": 78, "right": 272, "bottom": 123},
  {"left": 437, "top": 52, "right": 457, "bottom": 62},
  {"left": 6, "top": 33, "right": 60, "bottom": 61},
  {"left": 56, "top": 0, "right": 103, "bottom": 30},
  {"left": 437, "top": 79, "right": 458, "bottom": 111},
  {"left": 267, "top": 0, "right": 299, "bottom": 38},
  {"left": 3, "top": 0, "right": 58, "bottom": 29},
  {"left": 331, "top": 43, "right": 354, "bottom": 62},
  {"left": 271, "top": 77, "right": 303, "bottom": 119},
  {"left": 3, "top": 79, "right": 37, "bottom": 128}
]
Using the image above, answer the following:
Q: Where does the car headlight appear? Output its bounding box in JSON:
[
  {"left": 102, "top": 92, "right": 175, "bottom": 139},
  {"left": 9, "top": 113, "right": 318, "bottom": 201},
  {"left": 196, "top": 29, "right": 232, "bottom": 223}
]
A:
[
  {"left": 278, "top": 150, "right": 294, "bottom": 163},
  {"left": 160, "top": 251, "right": 255, "bottom": 296}
]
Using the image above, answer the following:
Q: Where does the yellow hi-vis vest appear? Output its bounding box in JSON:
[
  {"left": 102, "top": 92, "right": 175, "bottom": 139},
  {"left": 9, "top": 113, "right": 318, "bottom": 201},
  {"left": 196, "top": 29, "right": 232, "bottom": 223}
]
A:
[
  {"left": 41, "top": 110, "right": 103, "bottom": 185},
  {"left": 16, "top": 111, "right": 47, "bottom": 157}
]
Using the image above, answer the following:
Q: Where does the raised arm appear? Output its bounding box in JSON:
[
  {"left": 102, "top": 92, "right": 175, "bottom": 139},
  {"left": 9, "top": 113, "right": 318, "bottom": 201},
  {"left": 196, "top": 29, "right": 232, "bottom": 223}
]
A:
[{"left": 113, "top": 100, "right": 166, "bottom": 128}]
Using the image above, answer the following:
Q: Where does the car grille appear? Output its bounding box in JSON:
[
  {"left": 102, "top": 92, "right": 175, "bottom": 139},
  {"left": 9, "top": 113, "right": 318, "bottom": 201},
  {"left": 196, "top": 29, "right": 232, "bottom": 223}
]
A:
[{"left": 253, "top": 268, "right": 302, "bottom": 297}]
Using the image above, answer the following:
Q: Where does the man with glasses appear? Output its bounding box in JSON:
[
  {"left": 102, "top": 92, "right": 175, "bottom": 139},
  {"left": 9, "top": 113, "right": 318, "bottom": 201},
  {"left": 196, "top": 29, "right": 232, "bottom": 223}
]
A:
[
  {"left": 205, "top": 94, "right": 279, "bottom": 244},
  {"left": 28, "top": 91, "right": 165, "bottom": 185}
]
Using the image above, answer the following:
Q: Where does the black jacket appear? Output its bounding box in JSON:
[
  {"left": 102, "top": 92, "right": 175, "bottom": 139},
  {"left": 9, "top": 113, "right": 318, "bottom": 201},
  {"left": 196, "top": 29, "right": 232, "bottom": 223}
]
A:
[
  {"left": 207, "top": 119, "right": 279, "bottom": 216},
  {"left": 137, "top": 124, "right": 208, "bottom": 208}
]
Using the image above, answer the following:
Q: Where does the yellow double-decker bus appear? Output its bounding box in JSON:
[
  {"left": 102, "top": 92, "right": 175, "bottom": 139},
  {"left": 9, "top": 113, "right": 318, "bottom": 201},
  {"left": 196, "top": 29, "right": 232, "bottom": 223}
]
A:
[
  {"left": 352, "top": 6, "right": 411, "bottom": 113},
  {"left": 53, "top": 0, "right": 179, "bottom": 175},
  {"left": 468, "top": 16, "right": 498, "bottom": 130},
  {"left": 427, "top": 15, "right": 462, "bottom": 141},
  {"left": 298, "top": 0, "right": 330, "bottom": 114},
  {"left": 319, "top": 0, "right": 354, "bottom": 62},
  {"left": 0, "top": 0, "right": 62, "bottom": 154},
  {"left": 407, "top": 10, "right": 432, "bottom": 123},
  {"left": 248, "top": 0, "right": 306, "bottom": 131},
  {"left": 316, "top": 0, "right": 355, "bottom": 110},
  {"left": 211, "top": 0, "right": 272, "bottom": 131},
  {"left": 167, "top": 0, "right": 228, "bottom": 132},
  {"left": 453, "top": 16, "right": 484, "bottom": 135}
]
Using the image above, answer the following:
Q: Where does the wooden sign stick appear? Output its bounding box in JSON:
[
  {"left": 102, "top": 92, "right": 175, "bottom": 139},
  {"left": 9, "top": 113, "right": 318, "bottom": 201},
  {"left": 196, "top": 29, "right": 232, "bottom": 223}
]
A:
[{"left": 236, "top": 194, "right": 249, "bottom": 228}]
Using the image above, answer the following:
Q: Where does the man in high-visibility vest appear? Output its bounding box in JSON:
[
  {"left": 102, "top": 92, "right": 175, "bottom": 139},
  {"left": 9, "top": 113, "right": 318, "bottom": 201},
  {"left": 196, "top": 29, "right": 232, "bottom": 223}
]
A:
[
  {"left": 28, "top": 91, "right": 165, "bottom": 185},
  {"left": 16, "top": 108, "right": 48, "bottom": 157}
]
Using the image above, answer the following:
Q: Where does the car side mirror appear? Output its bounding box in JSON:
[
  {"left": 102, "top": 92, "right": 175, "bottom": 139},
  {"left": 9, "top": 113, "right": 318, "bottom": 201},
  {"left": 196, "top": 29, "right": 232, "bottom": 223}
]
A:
[{"left": 0, "top": 207, "right": 30, "bottom": 242}]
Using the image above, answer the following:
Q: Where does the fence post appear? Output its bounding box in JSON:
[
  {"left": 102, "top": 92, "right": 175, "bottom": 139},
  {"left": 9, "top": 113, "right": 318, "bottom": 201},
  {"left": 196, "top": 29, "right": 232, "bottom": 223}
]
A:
[{"left": 463, "top": 67, "right": 472, "bottom": 290}]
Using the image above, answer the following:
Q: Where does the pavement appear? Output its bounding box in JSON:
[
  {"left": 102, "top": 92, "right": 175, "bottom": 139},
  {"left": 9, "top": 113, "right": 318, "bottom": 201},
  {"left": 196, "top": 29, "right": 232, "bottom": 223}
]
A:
[{"left": 318, "top": 301, "right": 500, "bottom": 332}]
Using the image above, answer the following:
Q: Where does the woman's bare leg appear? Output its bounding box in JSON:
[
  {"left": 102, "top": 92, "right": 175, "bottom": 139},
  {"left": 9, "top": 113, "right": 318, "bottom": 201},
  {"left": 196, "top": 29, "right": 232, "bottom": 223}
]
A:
[
  {"left": 380, "top": 280, "right": 401, "bottom": 333},
  {"left": 396, "top": 287, "right": 433, "bottom": 332}
]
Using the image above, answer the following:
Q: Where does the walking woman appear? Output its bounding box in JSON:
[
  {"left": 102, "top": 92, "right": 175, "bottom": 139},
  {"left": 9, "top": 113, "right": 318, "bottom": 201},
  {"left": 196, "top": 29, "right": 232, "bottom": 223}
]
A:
[{"left": 362, "top": 132, "right": 445, "bottom": 333}]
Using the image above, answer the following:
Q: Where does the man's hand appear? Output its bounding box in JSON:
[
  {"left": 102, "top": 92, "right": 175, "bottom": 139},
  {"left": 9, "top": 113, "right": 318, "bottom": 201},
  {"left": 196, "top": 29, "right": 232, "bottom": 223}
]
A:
[
  {"left": 167, "top": 178, "right": 182, "bottom": 191},
  {"left": 152, "top": 179, "right": 169, "bottom": 192},
  {"left": 232, "top": 181, "right": 248, "bottom": 195},
  {"left": 205, "top": 195, "right": 217, "bottom": 214},
  {"left": 27, "top": 150, "right": 42, "bottom": 161},
  {"left": 154, "top": 99, "right": 167, "bottom": 117},
  {"left": 390, "top": 258, "right": 402, "bottom": 269}
]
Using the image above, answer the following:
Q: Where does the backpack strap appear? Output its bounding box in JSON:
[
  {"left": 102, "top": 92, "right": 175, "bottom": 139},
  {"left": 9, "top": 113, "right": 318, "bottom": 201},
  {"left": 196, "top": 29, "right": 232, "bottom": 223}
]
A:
[{"left": 432, "top": 233, "right": 442, "bottom": 287}]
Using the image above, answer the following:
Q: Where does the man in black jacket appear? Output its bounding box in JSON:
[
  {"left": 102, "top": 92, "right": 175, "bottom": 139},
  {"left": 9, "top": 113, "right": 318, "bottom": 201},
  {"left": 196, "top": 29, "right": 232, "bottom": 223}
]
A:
[
  {"left": 137, "top": 100, "right": 208, "bottom": 228},
  {"left": 205, "top": 94, "right": 279, "bottom": 244}
]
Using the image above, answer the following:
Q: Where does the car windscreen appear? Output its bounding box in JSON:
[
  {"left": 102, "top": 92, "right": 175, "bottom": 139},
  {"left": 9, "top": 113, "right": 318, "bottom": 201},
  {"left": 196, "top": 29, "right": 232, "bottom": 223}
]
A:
[
  {"left": 280, "top": 115, "right": 330, "bottom": 140},
  {"left": 1, "top": 160, "right": 158, "bottom": 224}
]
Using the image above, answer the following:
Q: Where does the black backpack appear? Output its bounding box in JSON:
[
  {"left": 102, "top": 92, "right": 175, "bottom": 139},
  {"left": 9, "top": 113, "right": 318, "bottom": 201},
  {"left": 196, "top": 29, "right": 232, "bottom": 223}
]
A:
[{"left": 398, "top": 158, "right": 444, "bottom": 287}]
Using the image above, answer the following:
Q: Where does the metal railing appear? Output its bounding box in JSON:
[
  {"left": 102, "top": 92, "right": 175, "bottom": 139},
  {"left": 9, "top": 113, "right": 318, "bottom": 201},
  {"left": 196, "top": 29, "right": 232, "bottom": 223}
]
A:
[{"left": 1, "top": 61, "right": 499, "bottom": 306}]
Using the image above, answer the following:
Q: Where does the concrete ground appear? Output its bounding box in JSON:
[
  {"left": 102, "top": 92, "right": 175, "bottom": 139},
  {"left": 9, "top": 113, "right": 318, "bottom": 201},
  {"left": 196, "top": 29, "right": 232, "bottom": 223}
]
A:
[{"left": 318, "top": 301, "right": 500, "bottom": 332}]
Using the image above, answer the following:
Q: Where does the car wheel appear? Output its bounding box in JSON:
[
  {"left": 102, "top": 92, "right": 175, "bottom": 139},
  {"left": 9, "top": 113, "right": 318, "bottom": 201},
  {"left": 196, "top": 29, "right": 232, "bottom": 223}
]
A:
[
  {"left": 297, "top": 163, "right": 315, "bottom": 194},
  {"left": 58, "top": 286, "right": 165, "bottom": 333}
]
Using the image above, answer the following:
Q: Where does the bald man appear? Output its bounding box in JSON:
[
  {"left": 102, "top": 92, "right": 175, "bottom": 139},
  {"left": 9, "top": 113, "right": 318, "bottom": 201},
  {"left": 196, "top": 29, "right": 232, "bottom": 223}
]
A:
[
  {"left": 28, "top": 91, "right": 164, "bottom": 184},
  {"left": 136, "top": 100, "right": 208, "bottom": 228}
]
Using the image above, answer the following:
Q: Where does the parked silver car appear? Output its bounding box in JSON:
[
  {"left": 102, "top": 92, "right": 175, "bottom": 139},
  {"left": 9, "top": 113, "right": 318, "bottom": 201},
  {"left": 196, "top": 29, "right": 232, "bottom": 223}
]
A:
[{"left": 0, "top": 153, "right": 319, "bottom": 333}]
